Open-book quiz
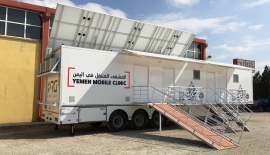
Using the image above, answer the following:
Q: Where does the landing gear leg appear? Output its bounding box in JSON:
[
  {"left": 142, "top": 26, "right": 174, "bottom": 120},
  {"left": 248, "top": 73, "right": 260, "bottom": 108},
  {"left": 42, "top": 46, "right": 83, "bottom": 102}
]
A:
[
  {"left": 54, "top": 124, "right": 59, "bottom": 130},
  {"left": 159, "top": 112, "right": 162, "bottom": 132},
  {"left": 69, "top": 124, "right": 75, "bottom": 136}
]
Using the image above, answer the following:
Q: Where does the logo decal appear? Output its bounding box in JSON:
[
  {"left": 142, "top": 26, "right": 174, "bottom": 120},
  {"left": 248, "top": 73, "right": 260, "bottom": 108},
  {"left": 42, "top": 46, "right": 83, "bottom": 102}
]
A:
[
  {"left": 67, "top": 67, "right": 130, "bottom": 89},
  {"left": 186, "top": 81, "right": 197, "bottom": 99}
]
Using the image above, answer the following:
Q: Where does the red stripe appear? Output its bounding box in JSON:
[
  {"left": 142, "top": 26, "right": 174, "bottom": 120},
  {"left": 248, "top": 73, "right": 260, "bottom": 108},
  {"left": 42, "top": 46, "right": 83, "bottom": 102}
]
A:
[
  {"left": 124, "top": 71, "right": 130, "bottom": 89},
  {"left": 67, "top": 67, "right": 75, "bottom": 87}
]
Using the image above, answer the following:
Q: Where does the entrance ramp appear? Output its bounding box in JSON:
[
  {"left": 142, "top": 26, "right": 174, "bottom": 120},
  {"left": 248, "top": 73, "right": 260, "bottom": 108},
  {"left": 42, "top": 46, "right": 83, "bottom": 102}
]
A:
[
  {"left": 133, "top": 86, "right": 241, "bottom": 150},
  {"left": 151, "top": 103, "right": 238, "bottom": 150}
]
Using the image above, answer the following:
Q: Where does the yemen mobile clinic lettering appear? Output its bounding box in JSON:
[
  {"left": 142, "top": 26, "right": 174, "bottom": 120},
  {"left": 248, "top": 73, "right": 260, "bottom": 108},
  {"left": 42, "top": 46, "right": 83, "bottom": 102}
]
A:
[{"left": 72, "top": 72, "right": 128, "bottom": 86}]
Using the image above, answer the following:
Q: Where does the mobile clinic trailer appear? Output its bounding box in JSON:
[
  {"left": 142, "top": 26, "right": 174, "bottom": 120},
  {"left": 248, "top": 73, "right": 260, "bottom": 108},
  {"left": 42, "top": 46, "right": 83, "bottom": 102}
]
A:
[{"left": 38, "top": 4, "right": 254, "bottom": 150}]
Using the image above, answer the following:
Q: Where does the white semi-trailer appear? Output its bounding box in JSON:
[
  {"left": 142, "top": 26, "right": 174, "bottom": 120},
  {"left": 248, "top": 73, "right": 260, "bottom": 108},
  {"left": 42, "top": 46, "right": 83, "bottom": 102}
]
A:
[
  {"left": 37, "top": 5, "right": 254, "bottom": 149},
  {"left": 38, "top": 45, "right": 253, "bottom": 134}
]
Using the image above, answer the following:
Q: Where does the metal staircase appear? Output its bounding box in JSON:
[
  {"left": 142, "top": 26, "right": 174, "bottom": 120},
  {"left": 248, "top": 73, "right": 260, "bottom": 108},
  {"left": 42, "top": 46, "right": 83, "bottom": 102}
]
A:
[
  {"left": 209, "top": 88, "right": 254, "bottom": 131},
  {"left": 169, "top": 86, "right": 254, "bottom": 132},
  {"left": 133, "top": 86, "right": 242, "bottom": 150}
]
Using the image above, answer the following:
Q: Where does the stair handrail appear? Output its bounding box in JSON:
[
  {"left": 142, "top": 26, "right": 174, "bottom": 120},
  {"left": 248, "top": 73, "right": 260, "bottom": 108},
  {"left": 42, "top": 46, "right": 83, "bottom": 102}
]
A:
[
  {"left": 167, "top": 86, "right": 245, "bottom": 143},
  {"left": 169, "top": 86, "right": 243, "bottom": 122},
  {"left": 224, "top": 88, "right": 254, "bottom": 114},
  {"left": 151, "top": 86, "right": 237, "bottom": 130},
  {"left": 148, "top": 85, "right": 239, "bottom": 145},
  {"left": 169, "top": 87, "right": 241, "bottom": 129},
  {"left": 224, "top": 88, "right": 254, "bottom": 123},
  {"left": 207, "top": 87, "right": 243, "bottom": 119}
]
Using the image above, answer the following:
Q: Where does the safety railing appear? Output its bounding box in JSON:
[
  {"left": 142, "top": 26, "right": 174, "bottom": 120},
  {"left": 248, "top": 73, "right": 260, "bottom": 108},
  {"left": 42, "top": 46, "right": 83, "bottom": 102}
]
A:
[
  {"left": 133, "top": 86, "right": 149, "bottom": 103},
  {"left": 133, "top": 86, "right": 170, "bottom": 103},
  {"left": 133, "top": 85, "right": 241, "bottom": 146}
]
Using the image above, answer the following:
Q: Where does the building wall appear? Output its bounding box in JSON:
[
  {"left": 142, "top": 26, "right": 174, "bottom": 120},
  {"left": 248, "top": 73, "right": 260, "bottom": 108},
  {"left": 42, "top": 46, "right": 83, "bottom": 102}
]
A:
[
  {"left": 0, "top": 37, "right": 41, "bottom": 123},
  {"left": 0, "top": 1, "right": 206, "bottom": 124}
]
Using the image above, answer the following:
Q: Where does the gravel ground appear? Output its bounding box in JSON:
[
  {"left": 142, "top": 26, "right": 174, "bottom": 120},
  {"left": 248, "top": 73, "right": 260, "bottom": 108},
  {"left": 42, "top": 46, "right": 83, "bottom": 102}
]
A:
[{"left": 0, "top": 112, "right": 269, "bottom": 155}]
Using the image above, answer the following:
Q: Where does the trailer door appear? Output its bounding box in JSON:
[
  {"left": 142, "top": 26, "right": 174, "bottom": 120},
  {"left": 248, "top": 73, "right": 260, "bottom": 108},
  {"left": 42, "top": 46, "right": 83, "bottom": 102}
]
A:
[
  {"left": 206, "top": 72, "right": 215, "bottom": 102},
  {"left": 206, "top": 72, "right": 215, "bottom": 88},
  {"left": 163, "top": 68, "right": 174, "bottom": 102},
  {"left": 218, "top": 73, "right": 227, "bottom": 88},
  {"left": 133, "top": 65, "right": 148, "bottom": 102},
  {"left": 163, "top": 68, "right": 174, "bottom": 89}
]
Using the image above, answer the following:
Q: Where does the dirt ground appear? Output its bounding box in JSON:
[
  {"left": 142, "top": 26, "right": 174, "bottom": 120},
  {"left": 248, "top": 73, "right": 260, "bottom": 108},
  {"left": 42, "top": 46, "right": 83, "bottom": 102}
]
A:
[{"left": 0, "top": 112, "right": 269, "bottom": 155}]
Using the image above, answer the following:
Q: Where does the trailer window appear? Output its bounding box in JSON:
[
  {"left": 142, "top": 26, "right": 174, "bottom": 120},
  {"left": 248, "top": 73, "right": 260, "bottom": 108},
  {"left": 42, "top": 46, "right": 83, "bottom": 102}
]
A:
[
  {"left": 233, "top": 74, "right": 239, "bottom": 83},
  {"left": 193, "top": 70, "right": 200, "bottom": 80}
]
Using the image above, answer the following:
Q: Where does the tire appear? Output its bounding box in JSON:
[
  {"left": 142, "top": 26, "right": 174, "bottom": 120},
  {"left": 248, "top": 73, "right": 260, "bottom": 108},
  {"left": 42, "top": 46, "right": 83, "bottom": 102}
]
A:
[
  {"left": 150, "top": 111, "right": 167, "bottom": 128},
  {"left": 130, "top": 110, "right": 148, "bottom": 130},
  {"left": 89, "top": 122, "right": 103, "bottom": 127},
  {"left": 259, "top": 105, "right": 263, "bottom": 112},
  {"left": 107, "top": 111, "right": 127, "bottom": 132}
]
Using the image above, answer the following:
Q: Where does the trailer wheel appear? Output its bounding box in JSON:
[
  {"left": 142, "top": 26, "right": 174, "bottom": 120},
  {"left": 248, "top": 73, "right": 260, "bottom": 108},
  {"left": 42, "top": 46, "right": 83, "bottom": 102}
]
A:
[
  {"left": 259, "top": 105, "right": 263, "bottom": 112},
  {"left": 130, "top": 110, "right": 147, "bottom": 130},
  {"left": 89, "top": 122, "right": 103, "bottom": 127},
  {"left": 107, "top": 111, "right": 127, "bottom": 132},
  {"left": 150, "top": 111, "right": 167, "bottom": 128}
]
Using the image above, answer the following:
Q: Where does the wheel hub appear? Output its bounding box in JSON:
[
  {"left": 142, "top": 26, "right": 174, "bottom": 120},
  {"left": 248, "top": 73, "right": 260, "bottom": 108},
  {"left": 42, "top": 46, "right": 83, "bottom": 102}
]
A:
[
  {"left": 113, "top": 115, "right": 123, "bottom": 127},
  {"left": 154, "top": 115, "right": 160, "bottom": 124},
  {"left": 134, "top": 114, "right": 144, "bottom": 126}
]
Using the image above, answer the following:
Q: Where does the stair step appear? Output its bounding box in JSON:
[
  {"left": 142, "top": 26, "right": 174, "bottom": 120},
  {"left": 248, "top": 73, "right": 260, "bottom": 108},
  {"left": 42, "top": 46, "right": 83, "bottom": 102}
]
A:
[{"left": 206, "top": 104, "right": 248, "bottom": 132}]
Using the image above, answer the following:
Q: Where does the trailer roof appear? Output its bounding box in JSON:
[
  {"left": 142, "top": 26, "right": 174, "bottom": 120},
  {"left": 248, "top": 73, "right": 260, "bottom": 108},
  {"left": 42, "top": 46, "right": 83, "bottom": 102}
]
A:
[
  {"left": 122, "top": 49, "right": 253, "bottom": 70},
  {"left": 48, "top": 4, "right": 195, "bottom": 57}
]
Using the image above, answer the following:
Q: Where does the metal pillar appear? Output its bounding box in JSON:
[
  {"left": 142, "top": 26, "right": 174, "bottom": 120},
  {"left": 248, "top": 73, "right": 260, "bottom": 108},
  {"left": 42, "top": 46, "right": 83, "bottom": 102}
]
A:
[
  {"left": 54, "top": 124, "right": 59, "bottom": 130},
  {"left": 69, "top": 124, "right": 75, "bottom": 136},
  {"left": 159, "top": 112, "right": 162, "bottom": 132}
]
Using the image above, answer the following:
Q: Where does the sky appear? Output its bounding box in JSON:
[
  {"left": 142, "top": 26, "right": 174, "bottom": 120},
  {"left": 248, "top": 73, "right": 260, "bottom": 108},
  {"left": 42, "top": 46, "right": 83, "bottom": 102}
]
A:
[{"left": 18, "top": 0, "right": 270, "bottom": 73}]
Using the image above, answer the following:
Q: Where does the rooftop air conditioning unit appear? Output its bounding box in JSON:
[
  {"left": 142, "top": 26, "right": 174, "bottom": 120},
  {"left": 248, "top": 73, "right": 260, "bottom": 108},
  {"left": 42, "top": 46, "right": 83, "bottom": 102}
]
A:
[
  {"left": 44, "top": 48, "right": 52, "bottom": 60},
  {"left": 39, "top": 63, "right": 42, "bottom": 74},
  {"left": 46, "top": 58, "right": 57, "bottom": 72},
  {"left": 42, "top": 61, "right": 47, "bottom": 73}
]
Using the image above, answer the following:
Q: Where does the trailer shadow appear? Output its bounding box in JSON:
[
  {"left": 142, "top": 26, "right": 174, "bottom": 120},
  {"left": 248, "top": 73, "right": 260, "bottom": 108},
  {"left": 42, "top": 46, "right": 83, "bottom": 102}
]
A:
[
  {"left": 0, "top": 122, "right": 212, "bottom": 152},
  {"left": 108, "top": 123, "right": 212, "bottom": 152}
]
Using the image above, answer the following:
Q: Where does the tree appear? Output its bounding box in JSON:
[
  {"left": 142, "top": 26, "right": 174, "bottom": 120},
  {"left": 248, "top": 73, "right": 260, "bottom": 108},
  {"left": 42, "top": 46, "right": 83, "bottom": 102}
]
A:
[
  {"left": 253, "top": 71, "right": 261, "bottom": 100},
  {"left": 259, "top": 65, "right": 270, "bottom": 99}
]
